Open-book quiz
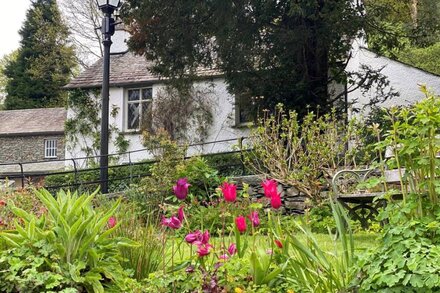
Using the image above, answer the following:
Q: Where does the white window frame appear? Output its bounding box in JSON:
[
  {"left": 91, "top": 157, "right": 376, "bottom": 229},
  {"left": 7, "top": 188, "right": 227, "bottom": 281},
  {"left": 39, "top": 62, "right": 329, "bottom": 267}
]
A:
[
  {"left": 44, "top": 139, "right": 58, "bottom": 159},
  {"left": 125, "top": 87, "right": 153, "bottom": 131}
]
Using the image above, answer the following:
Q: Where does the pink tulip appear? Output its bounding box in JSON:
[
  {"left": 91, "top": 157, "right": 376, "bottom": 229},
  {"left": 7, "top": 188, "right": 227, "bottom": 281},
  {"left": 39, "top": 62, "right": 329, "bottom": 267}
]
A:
[
  {"left": 271, "top": 193, "right": 282, "bottom": 209},
  {"left": 173, "top": 178, "right": 191, "bottom": 200},
  {"left": 178, "top": 206, "right": 185, "bottom": 222},
  {"left": 261, "top": 179, "right": 278, "bottom": 198},
  {"left": 248, "top": 211, "right": 260, "bottom": 227},
  {"left": 185, "top": 230, "right": 202, "bottom": 244},
  {"left": 221, "top": 182, "right": 237, "bottom": 202},
  {"left": 274, "top": 239, "right": 283, "bottom": 248},
  {"left": 227, "top": 243, "right": 237, "bottom": 256},
  {"left": 197, "top": 243, "right": 212, "bottom": 257},
  {"left": 201, "top": 230, "right": 210, "bottom": 244},
  {"left": 108, "top": 216, "right": 117, "bottom": 228},
  {"left": 161, "top": 216, "right": 182, "bottom": 229},
  {"left": 219, "top": 254, "right": 229, "bottom": 260},
  {"left": 235, "top": 216, "right": 247, "bottom": 233}
]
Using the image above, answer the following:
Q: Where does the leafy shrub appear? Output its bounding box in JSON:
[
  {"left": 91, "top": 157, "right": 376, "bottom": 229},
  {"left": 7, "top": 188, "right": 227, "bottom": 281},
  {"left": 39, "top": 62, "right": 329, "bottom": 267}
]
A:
[
  {"left": 93, "top": 195, "right": 165, "bottom": 281},
  {"left": 0, "top": 189, "right": 139, "bottom": 292},
  {"left": 0, "top": 188, "right": 45, "bottom": 231},
  {"left": 357, "top": 198, "right": 440, "bottom": 292},
  {"left": 245, "top": 105, "right": 368, "bottom": 203}
]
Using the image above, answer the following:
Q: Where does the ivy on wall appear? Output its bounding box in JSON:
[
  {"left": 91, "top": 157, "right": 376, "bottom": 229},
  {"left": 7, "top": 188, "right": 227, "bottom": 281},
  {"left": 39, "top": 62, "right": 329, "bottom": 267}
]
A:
[
  {"left": 65, "top": 89, "right": 130, "bottom": 164},
  {"left": 148, "top": 83, "right": 215, "bottom": 143}
]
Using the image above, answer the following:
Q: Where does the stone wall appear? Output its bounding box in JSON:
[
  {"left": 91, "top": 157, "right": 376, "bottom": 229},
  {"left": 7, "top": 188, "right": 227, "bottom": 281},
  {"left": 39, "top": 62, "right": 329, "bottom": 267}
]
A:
[
  {"left": 0, "top": 135, "right": 65, "bottom": 163},
  {"left": 232, "top": 175, "right": 307, "bottom": 215}
]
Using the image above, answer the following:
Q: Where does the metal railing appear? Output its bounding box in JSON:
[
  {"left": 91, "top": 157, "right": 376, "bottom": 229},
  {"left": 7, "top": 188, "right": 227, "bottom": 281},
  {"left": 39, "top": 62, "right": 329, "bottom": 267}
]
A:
[{"left": 0, "top": 137, "right": 252, "bottom": 192}]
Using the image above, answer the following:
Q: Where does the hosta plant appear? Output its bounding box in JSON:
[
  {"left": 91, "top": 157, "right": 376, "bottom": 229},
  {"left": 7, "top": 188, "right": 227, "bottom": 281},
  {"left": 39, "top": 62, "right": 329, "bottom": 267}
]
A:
[{"left": 0, "top": 189, "right": 139, "bottom": 292}]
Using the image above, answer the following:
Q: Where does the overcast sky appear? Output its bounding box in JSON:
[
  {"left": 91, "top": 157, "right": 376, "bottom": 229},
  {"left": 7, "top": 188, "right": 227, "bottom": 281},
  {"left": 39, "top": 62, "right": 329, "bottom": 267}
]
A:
[{"left": 0, "top": 0, "right": 31, "bottom": 58}]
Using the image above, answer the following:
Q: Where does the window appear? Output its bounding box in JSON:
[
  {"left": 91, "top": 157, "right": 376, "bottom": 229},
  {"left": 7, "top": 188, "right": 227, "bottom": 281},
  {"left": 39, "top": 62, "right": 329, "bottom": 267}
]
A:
[
  {"left": 44, "top": 139, "right": 58, "bottom": 158},
  {"left": 235, "top": 95, "right": 263, "bottom": 125},
  {"left": 126, "top": 87, "right": 153, "bottom": 131}
]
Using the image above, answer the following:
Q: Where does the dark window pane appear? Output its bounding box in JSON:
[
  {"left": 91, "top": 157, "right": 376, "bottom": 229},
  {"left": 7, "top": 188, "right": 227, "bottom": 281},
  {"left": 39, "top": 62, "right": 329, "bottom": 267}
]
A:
[
  {"left": 237, "top": 95, "right": 255, "bottom": 124},
  {"left": 128, "top": 89, "right": 140, "bottom": 101},
  {"left": 142, "top": 88, "right": 152, "bottom": 100},
  {"left": 128, "top": 102, "right": 140, "bottom": 129}
]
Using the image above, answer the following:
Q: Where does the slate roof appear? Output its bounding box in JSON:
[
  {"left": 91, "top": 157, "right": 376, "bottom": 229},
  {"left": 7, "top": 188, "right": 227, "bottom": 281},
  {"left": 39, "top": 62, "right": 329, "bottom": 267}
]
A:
[
  {"left": 65, "top": 52, "right": 221, "bottom": 89},
  {"left": 0, "top": 108, "right": 66, "bottom": 136}
]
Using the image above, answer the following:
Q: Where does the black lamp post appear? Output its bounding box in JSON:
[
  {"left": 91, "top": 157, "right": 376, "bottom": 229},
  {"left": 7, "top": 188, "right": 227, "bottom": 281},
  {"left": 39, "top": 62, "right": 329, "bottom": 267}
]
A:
[{"left": 96, "top": 0, "right": 121, "bottom": 194}]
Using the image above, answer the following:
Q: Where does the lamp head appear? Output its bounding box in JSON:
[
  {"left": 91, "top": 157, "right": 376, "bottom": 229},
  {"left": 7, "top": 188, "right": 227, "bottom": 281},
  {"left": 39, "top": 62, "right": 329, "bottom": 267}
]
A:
[{"left": 96, "top": 0, "right": 121, "bottom": 14}]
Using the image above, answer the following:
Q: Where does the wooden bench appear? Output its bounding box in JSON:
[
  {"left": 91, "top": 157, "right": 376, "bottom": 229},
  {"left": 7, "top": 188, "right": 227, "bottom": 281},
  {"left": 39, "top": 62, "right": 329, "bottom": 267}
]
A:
[{"left": 332, "top": 169, "right": 402, "bottom": 229}]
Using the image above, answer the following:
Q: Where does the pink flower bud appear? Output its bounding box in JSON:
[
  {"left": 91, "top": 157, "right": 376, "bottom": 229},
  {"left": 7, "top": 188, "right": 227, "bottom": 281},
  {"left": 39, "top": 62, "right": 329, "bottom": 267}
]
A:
[
  {"left": 235, "top": 216, "right": 247, "bottom": 233},
  {"left": 261, "top": 179, "right": 278, "bottom": 198},
  {"left": 197, "top": 243, "right": 212, "bottom": 257},
  {"left": 108, "top": 216, "right": 117, "bottom": 228},
  {"left": 248, "top": 211, "right": 260, "bottom": 227},
  {"left": 178, "top": 206, "right": 185, "bottom": 222},
  {"left": 173, "top": 178, "right": 191, "bottom": 200},
  {"left": 271, "top": 193, "right": 282, "bottom": 209},
  {"left": 227, "top": 243, "right": 237, "bottom": 256},
  {"left": 221, "top": 182, "right": 237, "bottom": 202}
]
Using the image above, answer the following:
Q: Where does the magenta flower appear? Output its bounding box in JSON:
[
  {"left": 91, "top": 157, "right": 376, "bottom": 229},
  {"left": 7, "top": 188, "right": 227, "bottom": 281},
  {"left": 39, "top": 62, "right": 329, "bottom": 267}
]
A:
[
  {"left": 108, "top": 216, "right": 117, "bottom": 228},
  {"left": 201, "top": 230, "right": 210, "bottom": 244},
  {"left": 185, "top": 230, "right": 202, "bottom": 244},
  {"left": 178, "top": 206, "right": 185, "bottom": 222},
  {"left": 261, "top": 179, "right": 278, "bottom": 198},
  {"left": 228, "top": 243, "right": 237, "bottom": 256},
  {"left": 235, "top": 216, "right": 247, "bottom": 233},
  {"left": 248, "top": 211, "right": 260, "bottom": 227},
  {"left": 271, "top": 193, "right": 282, "bottom": 209},
  {"left": 197, "top": 243, "right": 213, "bottom": 257},
  {"left": 219, "top": 254, "right": 229, "bottom": 260},
  {"left": 161, "top": 216, "right": 182, "bottom": 229},
  {"left": 221, "top": 182, "right": 237, "bottom": 202},
  {"left": 173, "top": 178, "right": 191, "bottom": 200},
  {"left": 274, "top": 239, "right": 283, "bottom": 248}
]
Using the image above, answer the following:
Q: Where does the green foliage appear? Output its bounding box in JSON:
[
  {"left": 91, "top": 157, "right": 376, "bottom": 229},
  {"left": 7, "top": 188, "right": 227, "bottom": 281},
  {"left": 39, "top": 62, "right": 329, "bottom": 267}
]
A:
[
  {"left": 357, "top": 198, "right": 440, "bottom": 292},
  {"left": 364, "top": 0, "right": 440, "bottom": 74},
  {"left": 93, "top": 196, "right": 164, "bottom": 281},
  {"left": 398, "top": 42, "right": 440, "bottom": 76},
  {"left": 122, "top": 0, "right": 365, "bottom": 115},
  {"left": 245, "top": 104, "right": 367, "bottom": 202},
  {"left": 65, "top": 88, "right": 130, "bottom": 158},
  {"left": 282, "top": 200, "right": 357, "bottom": 293},
  {"left": 0, "top": 189, "right": 139, "bottom": 292},
  {"left": 4, "top": 0, "right": 76, "bottom": 109}
]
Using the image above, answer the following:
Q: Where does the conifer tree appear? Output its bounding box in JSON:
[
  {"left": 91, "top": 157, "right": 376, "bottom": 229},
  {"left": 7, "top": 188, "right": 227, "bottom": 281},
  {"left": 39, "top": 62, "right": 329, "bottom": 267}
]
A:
[{"left": 4, "top": 0, "right": 76, "bottom": 109}]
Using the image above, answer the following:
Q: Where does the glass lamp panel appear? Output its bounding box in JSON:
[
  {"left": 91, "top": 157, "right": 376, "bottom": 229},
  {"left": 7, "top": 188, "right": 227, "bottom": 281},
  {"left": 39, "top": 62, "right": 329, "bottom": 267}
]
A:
[
  {"left": 108, "top": 0, "right": 121, "bottom": 8},
  {"left": 96, "top": 0, "right": 108, "bottom": 7}
]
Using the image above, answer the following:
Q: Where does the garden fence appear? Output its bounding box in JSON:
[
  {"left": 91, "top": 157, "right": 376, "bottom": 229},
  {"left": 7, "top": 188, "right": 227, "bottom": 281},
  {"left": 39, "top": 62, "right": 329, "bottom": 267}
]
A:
[{"left": 0, "top": 137, "right": 252, "bottom": 192}]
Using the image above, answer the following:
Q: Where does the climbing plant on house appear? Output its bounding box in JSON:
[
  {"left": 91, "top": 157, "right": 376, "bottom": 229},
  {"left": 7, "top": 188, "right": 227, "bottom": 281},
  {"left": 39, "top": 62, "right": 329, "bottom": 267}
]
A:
[{"left": 64, "top": 89, "right": 129, "bottom": 163}]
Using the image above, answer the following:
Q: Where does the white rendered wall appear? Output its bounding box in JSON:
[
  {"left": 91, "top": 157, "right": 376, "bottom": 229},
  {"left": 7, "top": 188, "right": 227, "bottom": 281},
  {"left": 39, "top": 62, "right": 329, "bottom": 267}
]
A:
[
  {"left": 66, "top": 78, "right": 249, "bottom": 165},
  {"left": 346, "top": 40, "right": 440, "bottom": 113}
]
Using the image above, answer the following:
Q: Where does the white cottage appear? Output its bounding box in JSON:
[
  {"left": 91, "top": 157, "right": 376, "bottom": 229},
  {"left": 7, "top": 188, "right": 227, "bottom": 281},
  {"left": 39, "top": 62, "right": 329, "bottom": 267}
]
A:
[{"left": 64, "top": 26, "right": 250, "bottom": 163}]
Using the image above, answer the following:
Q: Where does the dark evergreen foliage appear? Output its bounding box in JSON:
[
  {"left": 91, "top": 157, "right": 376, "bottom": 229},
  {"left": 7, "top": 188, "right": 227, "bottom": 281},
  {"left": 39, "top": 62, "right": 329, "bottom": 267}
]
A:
[
  {"left": 4, "top": 0, "right": 76, "bottom": 109},
  {"left": 121, "top": 0, "right": 366, "bottom": 116}
]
